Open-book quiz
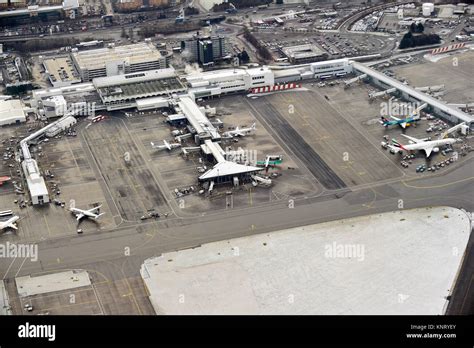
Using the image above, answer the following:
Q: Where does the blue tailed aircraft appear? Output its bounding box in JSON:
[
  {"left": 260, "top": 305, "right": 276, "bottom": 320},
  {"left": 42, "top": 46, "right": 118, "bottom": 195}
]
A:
[{"left": 380, "top": 114, "right": 420, "bottom": 129}]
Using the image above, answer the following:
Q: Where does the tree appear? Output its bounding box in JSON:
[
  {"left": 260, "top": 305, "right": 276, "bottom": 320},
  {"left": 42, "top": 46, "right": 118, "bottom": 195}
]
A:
[
  {"left": 399, "top": 32, "right": 413, "bottom": 49},
  {"left": 416, "top": 22, "right": 424, "bottom": 33},
  {"left": 129, "top": 28, "right": 134, "bottom": 40},
  {"left": 238, "top": 50, "right": 250, "bottom": 63},
  {"left": 399, "top": 30, "right": 440, "bottom": 49},
  {"left": 121, "top": 27, "right": 127, "bottom": 38}
]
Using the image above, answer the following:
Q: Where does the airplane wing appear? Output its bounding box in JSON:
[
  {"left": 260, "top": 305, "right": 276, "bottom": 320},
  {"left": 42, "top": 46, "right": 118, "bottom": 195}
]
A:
[
  {"left": 75, "top": 213, "right": 85, "bottom": 221},
  {"left": 400, "top": 122, "right": 407, "bottom": 129},
  {"left": 400, "top": 134, "right": 423, "bottom": 144},
  {"left": 8, "top": 223, "right": 18, "bottom": 230},
  {"left": 164, "top": 140, "right": 171, "bottom": 150},
  {"left": 234, "top": 131, "right": 245, "bottom": 137},
  {"left": 88, "top": 205, "right": 102, "bottom": 214}
]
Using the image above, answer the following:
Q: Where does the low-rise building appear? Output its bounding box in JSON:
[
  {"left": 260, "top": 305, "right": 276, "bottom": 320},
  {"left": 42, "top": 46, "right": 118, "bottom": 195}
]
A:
[
  {"left": 116, "top": 0, "right": 143, "bottom": 11},
  {"left": 0, "top": 99, "right": 26, "bottom": 126},
  {"left": 185, "top": 66, "right": 274, "bottom": 98},
  {"left": 282, "top": 44, "right": 328, "bottom": 64}
]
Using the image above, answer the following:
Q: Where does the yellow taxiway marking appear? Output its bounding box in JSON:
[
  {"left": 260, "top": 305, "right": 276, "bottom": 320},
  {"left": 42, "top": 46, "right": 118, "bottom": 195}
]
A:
[{"left": 402, "top": 176, "right": 473, "bottom": 189}]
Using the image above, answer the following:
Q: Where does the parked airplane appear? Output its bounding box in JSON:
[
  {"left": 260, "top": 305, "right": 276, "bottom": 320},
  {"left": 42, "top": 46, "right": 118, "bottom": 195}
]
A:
[
  {"left": 151, "top": 140, "right": 182, "bottom": 151},
  {"left": 223, "top": 123, "right": 256, "bottom": 138},
  {"left": 0, "top": 215, "right": 19, "bottom": 231},
  {"left": 70, "top": 205, "right": 105, "bottom": 221},
  {"left": 257, "top": 155, "right": 283, "bottom": 168},
  {"left": 380, "top": 114, "right": 420, "bottom": 129},
  {"left": 388, "top": 134, "right": 459, "bottom": 157}
]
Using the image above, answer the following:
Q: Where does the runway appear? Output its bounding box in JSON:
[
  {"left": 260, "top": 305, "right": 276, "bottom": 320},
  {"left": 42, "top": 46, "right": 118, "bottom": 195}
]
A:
[{"left": 245, "top": 97, "right": 347, "bottom": 190}]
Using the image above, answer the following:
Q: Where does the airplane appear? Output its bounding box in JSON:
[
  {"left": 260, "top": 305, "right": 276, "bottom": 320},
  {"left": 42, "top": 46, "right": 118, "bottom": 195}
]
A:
[
  {"left": 69, "top": 205, "right": 105, "bottom": 221},
  {"left": 151, "top": 140, "right": 182, "bottom": 151},
  {"left": 388, "top": 134, "right": 459, "bottom": 157},
  {"left": 256, "top": 155, "right": 283, "bottom": 169},
  {"left": 0, "top": 176, "right": 11, "bottom": 186},
  {"left": 223, "top": 123, "right": 256, "bottom": 138},
  {"left": 0, "top": 215, "right": 19, "bottom": 231},
  {"left": 380, "top": 114, "right": 420, "bottom": 129}
]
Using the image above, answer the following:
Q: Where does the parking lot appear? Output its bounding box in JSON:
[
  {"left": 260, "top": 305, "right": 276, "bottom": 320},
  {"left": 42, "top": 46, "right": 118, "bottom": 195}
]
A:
[{"left": 257, "top": 30, "right": 393, "bottom": 62}]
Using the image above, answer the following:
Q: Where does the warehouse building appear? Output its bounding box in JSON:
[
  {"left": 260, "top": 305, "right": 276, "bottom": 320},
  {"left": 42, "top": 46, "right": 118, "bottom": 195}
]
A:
[
  {"left": 0, "top": 98, "right": 26, "bottom": 126},
  {"left": 71, "top": 42, "right": 170, "bottom": 81}
]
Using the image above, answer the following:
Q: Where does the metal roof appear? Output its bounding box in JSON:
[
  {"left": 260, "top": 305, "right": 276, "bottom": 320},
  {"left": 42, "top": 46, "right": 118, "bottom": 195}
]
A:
[
  {"left": 177, "top": 96, "right": 220, "bottom": 139},
  {"left": 198, "top": 160, "right": 263, "bottom": 181}
]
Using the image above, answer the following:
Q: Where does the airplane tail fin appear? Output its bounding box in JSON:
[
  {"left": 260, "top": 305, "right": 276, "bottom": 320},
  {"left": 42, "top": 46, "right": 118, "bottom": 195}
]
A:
[
  {"left": 391, "top": 139, "right": 406, "bottom": 150},
  {"left": 391, "top": 138, "right": 400, "bottom": 145},
  {"left": 251, "top": 123, "right": 256, "bottom": 130},
  {"left": 150, "top": 142, "right": 155, "bottom": 148}
]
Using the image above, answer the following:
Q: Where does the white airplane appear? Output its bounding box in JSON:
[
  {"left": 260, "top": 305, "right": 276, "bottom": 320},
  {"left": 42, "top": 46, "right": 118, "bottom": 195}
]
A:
[
  {"left": 223, "top": 123, "right": 256, "bottom": 138},
  {"left": 151, "top": 140, "right": 182, "bottom": 151},
  {"left": 70, "top": 205, "right": 105, "bottom": 221},
  {"left": 0, "top": 215, "right": 19, "bottom": 231},
  {"left": 388, "top": 134, "right": 459, "bottom": 157}
]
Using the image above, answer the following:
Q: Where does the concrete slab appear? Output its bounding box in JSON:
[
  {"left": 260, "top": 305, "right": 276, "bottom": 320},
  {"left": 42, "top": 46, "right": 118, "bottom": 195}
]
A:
[
  {"left": 141, "top": 207, "right": 471, "bottom": 315},
  {"left": 16, "top": 270, "right": 91, "bottom": 297}
]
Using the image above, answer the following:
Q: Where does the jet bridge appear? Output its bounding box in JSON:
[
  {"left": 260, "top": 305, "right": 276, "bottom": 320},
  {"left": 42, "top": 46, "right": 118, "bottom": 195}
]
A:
[
  {"left": 369, "top": 87, "right": 397, "bottom": 100},
  {"left": 344, "top": 74, "right": 367, "bottom": 88},
  {"left": 352, "top": 61, "right": 473, "bottom": 129}
]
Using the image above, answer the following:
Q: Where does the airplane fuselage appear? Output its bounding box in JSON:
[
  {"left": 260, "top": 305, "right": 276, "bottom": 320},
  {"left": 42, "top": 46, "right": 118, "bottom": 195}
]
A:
[
  {"left": 0, "top": 215, "right": 19, "bottom": 231},
  {"left": 391, "top": 138, "right": 456, "bottom": 157}
]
